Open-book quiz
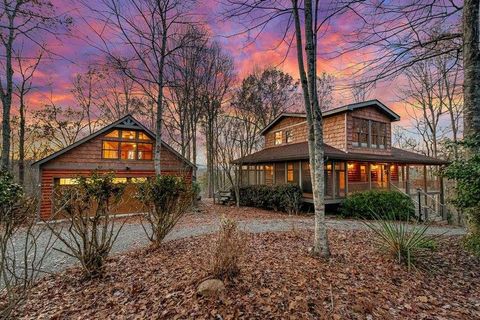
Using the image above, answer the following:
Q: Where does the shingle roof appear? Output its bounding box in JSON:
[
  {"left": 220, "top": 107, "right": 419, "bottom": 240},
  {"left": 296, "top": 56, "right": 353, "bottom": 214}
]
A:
[{"left": 232, "top": 141, "right": 448, "bottom": 165}]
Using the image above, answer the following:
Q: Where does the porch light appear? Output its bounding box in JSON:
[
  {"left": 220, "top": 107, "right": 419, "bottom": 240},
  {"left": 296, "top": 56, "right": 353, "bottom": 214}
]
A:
[
  {"left": 371, "top": 164, "right": 378, "bottom": 170},
  {"left": 347, "top": 163, "right": 354, "bottom": 169}
]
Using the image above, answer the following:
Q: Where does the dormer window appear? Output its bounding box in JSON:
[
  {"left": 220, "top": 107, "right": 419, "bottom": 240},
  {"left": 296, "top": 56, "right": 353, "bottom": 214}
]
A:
[
  {"left": 353, "top": 118, "right": 369, "bottom": 147},
  {"left": 274, "top": 131, "right": 282, "bottom": 145},
  {"left": 102, "top": 129, "right": 153, "bottom": 160},
  {"left": 286, "top": 130, "right": 293, "bottom": 143}
]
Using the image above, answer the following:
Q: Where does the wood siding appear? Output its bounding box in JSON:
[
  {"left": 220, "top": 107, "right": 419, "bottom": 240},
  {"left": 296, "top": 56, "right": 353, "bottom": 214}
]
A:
[
  {"left": 39, "top": 169, "right": 192, "bottom": 220},
  {"left": 38, "top": 129, "right": 193, "bottom": 220},
  {"left": 262, "top": 106, "right": 392, "bottom": 155},
  {"left": 264, "top": 117, "right": 307, "bottom": 148},
  {"left": 345, "top": 106, "right": 392, "bottom": 155}
]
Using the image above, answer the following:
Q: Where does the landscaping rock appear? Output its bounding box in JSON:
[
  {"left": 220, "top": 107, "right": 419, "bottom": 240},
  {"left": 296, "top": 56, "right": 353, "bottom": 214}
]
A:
[{"left": 197, "top": 279, "right": 225, "bottom": 297}]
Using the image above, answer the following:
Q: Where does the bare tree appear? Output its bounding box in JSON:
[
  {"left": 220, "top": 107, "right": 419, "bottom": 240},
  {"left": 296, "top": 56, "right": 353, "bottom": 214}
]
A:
[
  {"left": 13, "top": 45, "right": 43, "bottom": 186},
  {"left": 165, "top": 26, "right": 209, "bottom": 163},
  {"left": 316, "top": 72, "right": 335, "bottom": 111},
  {"left": 32, "top": 102, "right": 87, "bottom": 150},
  {"left": 201, "top": 42, "right": 235, "bottom": 198},
  {"left": 0, "top": 0, "right": 70, "bottom": 169},
  {"left": 222, "top": 0, "right": 364, "bottom": 257},
  {"left": 84, "top": 0, "right": 196, "bottom": 175}
]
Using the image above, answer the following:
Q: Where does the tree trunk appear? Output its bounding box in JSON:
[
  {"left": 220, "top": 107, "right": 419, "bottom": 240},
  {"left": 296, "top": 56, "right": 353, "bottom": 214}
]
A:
[
  {"left": 463, "top": 0, "right": 480, "bottom": 138},
  {"left": 304, "top": 0, "right": 330, "bottom": 258},
  {"left": 1, "top": 19, "right": 14, "bottom": 169},
  {"left": 19, "top": 94, "right": 26, "bottom": 186}
]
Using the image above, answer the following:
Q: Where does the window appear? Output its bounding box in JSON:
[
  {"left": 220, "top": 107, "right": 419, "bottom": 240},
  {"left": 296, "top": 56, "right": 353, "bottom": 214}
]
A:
[
  {"left": 58, "top": 178, "right": 79, "bottom": 185},
  {"left": 122, "top": 130, "right": 136, "bottom": 140},
  {"left": 105, "top": 130, "right": 119, "bottom": 138},
  {"left": 301, "top": 161, "right": 312, "bottom": 193},
  {"left": 249, "top": 166, "right": 256, "bottom": 185},
  {"left": 353, "top": 118, "right": 388, "bottom": 149},
  {"left": 131, "top": 177, "right": 148, "bottom": 183},
  {"left": 353, "top": 118, "right": 369, "bottom": 147},
  {"left": 103, "top": 130, "right": 154, "bottom": 161},
  {"left": 102, "top": 141, "right": 119, "bottom": 159},
  {"left": 138, "top": 132, "right": 151, "bottom": 141},
  {"left": 138, "top": 143, "right": 153, "bottom": 160},
  {"left": 257, "top": 165, "right": 265, "bottom": 184},
  {"left": 121, "top": 142, "right": 137, "bottom": 160},
  {"left": 371, "top": 122, "right": 387, "bottom": 149},
  {"left": 112, "top": 177, "right": 128, "bottom": 184},
  {"left": 274, "top": 131, "right": 282, "bottom": 145},
  {"left": 286, "top": 130, "right": 293, "bottom": 143}
]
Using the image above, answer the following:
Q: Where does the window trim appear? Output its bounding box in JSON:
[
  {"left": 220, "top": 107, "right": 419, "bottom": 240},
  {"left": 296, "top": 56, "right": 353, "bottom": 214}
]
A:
[
  {"left": 352, "top": 117, "right": 388, "bottom": 149},
  {"left": 285, "top": 130, "right": 293, "bottom": 143},
  {"left": 274, "top": 131, "right": 283, "bottom": 145}
]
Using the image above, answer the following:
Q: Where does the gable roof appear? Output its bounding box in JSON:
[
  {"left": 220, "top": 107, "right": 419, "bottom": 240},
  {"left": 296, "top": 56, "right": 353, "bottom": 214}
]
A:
[
  {"left": 32, "top": 114, "right": 196, "bottom": 168},
  {"left": 259, "top": 99, "right": 400, "bottom": 135}
]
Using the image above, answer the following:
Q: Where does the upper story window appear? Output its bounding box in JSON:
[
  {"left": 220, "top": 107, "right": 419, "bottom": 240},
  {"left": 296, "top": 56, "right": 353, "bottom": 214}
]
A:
[
  {"left": 274, "top": 131, "right": 282, "bottom": 145},
  {"left": 102, "top": 129, "right": 153, "bottom": 160},
  {"left": 285, "top": 130, "right": 293, "bottom": 143},
  {"left": 352, "top": 118, "right": 387, "bottom": 149}
]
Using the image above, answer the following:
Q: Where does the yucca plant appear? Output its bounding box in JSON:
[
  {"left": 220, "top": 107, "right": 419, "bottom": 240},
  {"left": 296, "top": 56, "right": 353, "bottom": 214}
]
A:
[{"left": 364, "top": 212, "right": 439, "bottom": 270}]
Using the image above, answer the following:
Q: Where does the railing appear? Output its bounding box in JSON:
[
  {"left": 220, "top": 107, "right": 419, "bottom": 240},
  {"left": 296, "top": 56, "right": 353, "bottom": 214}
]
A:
[{"left": 390, "top": 183, "right": 449, "bottom": 222}]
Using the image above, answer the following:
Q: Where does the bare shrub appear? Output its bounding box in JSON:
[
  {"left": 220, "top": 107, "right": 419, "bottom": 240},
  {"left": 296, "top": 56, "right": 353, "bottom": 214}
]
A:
[
  {"left": 1, "top": 170, "right": 53, "bottom": 318},
  {"left": 210, "top": 218, "right": 246, "bottom": 280},
  {"left": 48, "top": 172, "right": 125, "bottom": 279},
  {"left": 136, "top": 176, "right": 193, "bottom": 247}
]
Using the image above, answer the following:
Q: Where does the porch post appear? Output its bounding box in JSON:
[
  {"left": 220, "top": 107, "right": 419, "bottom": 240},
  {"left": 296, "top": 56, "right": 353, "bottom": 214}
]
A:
[
  {"left": 332, "top": 160, "right": 336, "bottom": 200},
  {"left": 423, "top": 165, "right": 428, "bottom": 193},
  {"left": 298, "top": 160, "right": 303, "bottom": 189},
  {"left": 440, "top": 171, "right": 446, "bottom": 220},
  {"left": 368, "top": 163, "right": 372, "bottom": 190},
  {"left": 345, "top": 162, "right": 349, "bottom": 195},
  {"left": 387, "top": 163, "right": 391, "bottom": 190},
  {"left": 405, "top": 164, "right": 410, "bottom": 195}
]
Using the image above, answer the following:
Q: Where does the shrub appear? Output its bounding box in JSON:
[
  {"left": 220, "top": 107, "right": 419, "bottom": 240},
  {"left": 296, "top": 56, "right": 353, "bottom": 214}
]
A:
[
  {"left": 210, "top": 218, "right": 245, "bottom": 280},
  {"left": 364, "top": 213, "right": 438, "bottom": 270},
  {"left": 49, "top": 171, "right": 125, "bottom": 278},
  {"left": 137, "top": 175, "right": 193, "bottom": 247},
  {"left": 340, "top": 190, "right": 415, "bottom": 220},
  {"left": 464, "top": 233, "right": 480, "bottom": 256},
  {"left": 233, "top": 184, "right": 303, "bottom": 213},
  {"left": 1, "top": 170, "right": 51, "bottom": 318}
]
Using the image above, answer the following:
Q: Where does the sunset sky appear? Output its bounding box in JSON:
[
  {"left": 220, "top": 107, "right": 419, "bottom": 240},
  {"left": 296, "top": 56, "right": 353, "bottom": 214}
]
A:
[{"left": 24, "top": 0, "right": 412, "bottom": 129}]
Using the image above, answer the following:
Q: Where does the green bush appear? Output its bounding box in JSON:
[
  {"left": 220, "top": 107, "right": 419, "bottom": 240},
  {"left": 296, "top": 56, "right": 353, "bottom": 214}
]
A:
[
  {"left": 0, "top": 170, "right": 24, "bottom": 222},
  {"left": 233, "top": 184, "right": 303, "bottom": 214},
  {"left": 340, "top": 190, "right": 415, "bottom": 220},
  {"left": 136, "top": 175, "right": 193, "bottom": 246}
]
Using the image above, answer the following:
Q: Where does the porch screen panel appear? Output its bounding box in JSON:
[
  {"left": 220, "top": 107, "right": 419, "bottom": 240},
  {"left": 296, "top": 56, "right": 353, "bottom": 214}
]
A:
[
  {"left": 257, "top": 165, "right": 265, "bottom": 184},
  {"left": 249, "top": 166, "right": 256, "bottom": 185},
  {"left": 324, "top": 161, "right": 333, "bottom": 198},
  {"left": 347, "top": 162, "right": 369, "bottom": 193},
  {"left": 275, "top": 163, "right": 285, "bottom": 184},
  {"left": 241, "top": 166, "right": 248, "bottom": 186},
  {"left": 301, "top": 161, "right": 312, "bottom": 193},
  {"left": 265, "top": 165, "right": 273, "bottom": 185},
  {"left": 287, "top": 162, "right": 299, "bottom": 184}
]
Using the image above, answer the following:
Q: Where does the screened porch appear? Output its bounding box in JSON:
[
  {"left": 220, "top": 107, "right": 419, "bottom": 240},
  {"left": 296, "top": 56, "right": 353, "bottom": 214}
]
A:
[{"left": 238, "top": 160, "right": 444, "bottom": 204}]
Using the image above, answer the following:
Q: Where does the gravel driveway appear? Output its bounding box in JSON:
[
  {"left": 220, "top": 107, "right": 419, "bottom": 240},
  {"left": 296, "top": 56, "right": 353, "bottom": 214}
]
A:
[{"left": 9, "top": 216, "right": 467, "bottom": 277}]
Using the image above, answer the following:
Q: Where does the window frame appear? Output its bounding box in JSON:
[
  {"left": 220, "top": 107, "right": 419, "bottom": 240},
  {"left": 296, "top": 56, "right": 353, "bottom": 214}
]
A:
[
  {"left": 274, "top": 131, "right": 283, "bottom": 145},
  {"left": 352, "top": 117, "right": 388, "bottom": 149},
  {"left": 102, "top": 129, "right": 154, "bottom": 161},
  {"left": 285, "top": 130, "right": 293, "bottom": 143}
]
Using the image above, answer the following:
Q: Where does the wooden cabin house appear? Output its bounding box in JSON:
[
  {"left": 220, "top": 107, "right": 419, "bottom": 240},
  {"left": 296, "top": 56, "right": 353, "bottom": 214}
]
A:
[
  {"left": 233, "top": 100, "right": 448, "bottom": 217},
  {"left": 33, "top": 115, "right": 195, "bottom": 220}
]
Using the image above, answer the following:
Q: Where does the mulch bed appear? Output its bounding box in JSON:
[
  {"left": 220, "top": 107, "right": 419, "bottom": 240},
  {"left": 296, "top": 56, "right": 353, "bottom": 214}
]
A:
[{"left": 17, "top": 229, "right": 480, "bottom": 319}]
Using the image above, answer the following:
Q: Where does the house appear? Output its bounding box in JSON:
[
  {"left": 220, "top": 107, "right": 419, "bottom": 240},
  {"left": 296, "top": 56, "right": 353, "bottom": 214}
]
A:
[
  {"left": 233, "top": 100, "right": 448, "bottom": 215},
  {"left": 33, "top": 115, "right": 195, "bottom": 220}
]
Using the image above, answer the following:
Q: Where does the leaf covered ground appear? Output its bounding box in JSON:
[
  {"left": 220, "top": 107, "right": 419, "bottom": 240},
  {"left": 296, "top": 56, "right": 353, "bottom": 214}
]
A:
[{"left": 16, "top": 227, "right": 480, "bottom": 319}]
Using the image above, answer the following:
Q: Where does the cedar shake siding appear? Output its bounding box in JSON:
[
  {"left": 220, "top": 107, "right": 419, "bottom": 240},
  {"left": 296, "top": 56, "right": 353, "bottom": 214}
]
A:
[
  {"left": 34, "top": 115, "right": 194, "bottom": 220},
  {"left": 264, "top": 116, "right": 307, "bottom": 148}
]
